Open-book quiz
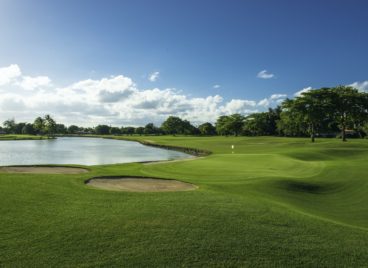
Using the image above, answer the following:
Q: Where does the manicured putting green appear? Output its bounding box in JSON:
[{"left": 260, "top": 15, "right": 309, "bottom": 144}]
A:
[{"left": 86, "top": 176, "right": 197, "bottom": 192}]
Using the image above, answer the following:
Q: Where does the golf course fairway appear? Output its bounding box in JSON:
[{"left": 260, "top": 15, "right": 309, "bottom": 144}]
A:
[{"left": 0, "top": 136, "right": 367, "bottom": 267}]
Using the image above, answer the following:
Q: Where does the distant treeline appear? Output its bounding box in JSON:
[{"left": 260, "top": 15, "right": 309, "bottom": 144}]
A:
[{"left": 1, "top": 86, "right": 368, "bottom": 142}]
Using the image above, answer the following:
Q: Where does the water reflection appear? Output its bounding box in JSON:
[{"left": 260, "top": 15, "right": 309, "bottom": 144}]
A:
[{"left": 0, "top": 137, "right": 192, "bottom": 166}]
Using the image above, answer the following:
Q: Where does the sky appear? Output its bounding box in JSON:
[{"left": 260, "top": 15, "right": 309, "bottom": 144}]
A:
[{"left": 0, "top": 0, "right": 368, "bottom": 126}]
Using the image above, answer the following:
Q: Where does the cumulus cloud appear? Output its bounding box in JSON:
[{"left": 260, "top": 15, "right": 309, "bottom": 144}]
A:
[
  {"left": 0, "top": 64, "right": 287, "bottom": 126},
  {"left": 148, "top": 71, "right": 160, "bottom": 82},
  {"left": 213, "top": 84, "right": 221, "bottom": 89},
  {"left": 258, "top": 93, "right": 287, "bottom": 108},
  {"left": 16, "top": 76, "right": 52, "bottom": 90},
  {"left": 294, "top": 86, "right": 313, "bottom": 97},
  {"left": 257, "top": 70, "right": 275, "bottom": 79},
  {"left": 0, "top": 64, "right": 22, "bottom": 86},
  {"left": 349, "top": 81, "right": 368, "bottom": 92}
]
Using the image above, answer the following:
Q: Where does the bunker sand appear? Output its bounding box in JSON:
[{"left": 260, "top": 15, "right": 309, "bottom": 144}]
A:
[
  {"left": 86, "top": 177, "right": 198, "bottom": 192},
  {"left": 0, "top": 166, "right": 89, "bottom": 174}
]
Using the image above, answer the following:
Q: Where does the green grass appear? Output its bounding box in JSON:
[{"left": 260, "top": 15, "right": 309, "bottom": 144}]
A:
[
  {"left": 0, "top": 134, "right": 50, "bottom": 140},
  {"left": 0, "top": 136, "right": 368, "bottom": 267}
]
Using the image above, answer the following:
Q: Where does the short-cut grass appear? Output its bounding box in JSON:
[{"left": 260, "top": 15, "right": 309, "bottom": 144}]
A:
[
  {"left": 0, "top": 134, "right": 49, "bottom": 140},
  {"left": 0, "top": 136, "right": 367, "bottom": 267}
]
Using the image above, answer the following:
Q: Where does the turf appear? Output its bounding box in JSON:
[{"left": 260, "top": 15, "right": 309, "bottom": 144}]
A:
[
  {"left": 0, "top": 134, "right": 49, "bottom": 140},
  {"left": 0, "top": 136, "right": 367, "bottom": 267}
]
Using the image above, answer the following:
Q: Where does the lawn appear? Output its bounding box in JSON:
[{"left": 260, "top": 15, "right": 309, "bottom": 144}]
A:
[
  {"left": 0, "top": 134, "right": 50, "bottom": 140},
  {"left": 0, "top": 136, "right": 367, "bottom": 267}
]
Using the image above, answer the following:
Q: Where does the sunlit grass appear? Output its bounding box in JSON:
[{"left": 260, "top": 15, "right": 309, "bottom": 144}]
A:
[{"left": 0, "top": 135, "right": 367, "bottom": 266}]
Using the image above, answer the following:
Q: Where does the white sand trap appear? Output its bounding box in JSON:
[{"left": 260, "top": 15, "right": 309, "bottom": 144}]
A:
[
  {"left": 0, "top": 166, "right": 89, "bottom": 174},
  {"left": 86, "top": 177, "right": 198, "bottom": 192}
]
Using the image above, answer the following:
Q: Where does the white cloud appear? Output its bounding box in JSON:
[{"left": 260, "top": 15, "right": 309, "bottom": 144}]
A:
[
  {"left": 258, "top": 93, "right": 287, "bottom": 108},
  {"left": 270, "top": 94, "right": 287, "bottom": 100},
  {"left": 17, "top": 76, "right": 52, "bottom": 90},
  {"left": 148, "top": 71, "right": 160, "bottom": 82},
  {"left": 0, "top": 64, "right": 289, "bottom": 126},
  {"left": 213, "top": 84, "right": 221, "bottom": 89},
  {"left": 258, "top": 98, "right": 270, "bottom": 107},
  {"left": 349, "top": 81, "right": 368, "bottom": 92},
  {"left": 0, "top": 64, "right": 22, "bottom": 86},
  {"left": 294, "top": 86, "right": 313, "bottom": 97},
  {"left": 257, "top": 70, "right": 275, "bottom": 79}
]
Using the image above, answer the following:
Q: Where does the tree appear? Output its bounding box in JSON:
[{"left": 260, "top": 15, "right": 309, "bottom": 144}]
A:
[
  {"left": 135, "top": 127, "right": 144, "bottom": 135},
  {"left": 124, "top": 127, "right": 135, "bottom": 135},
  {"left": 243, "top": 108, "right": 280, "bottom": 136},
  {"left": 182, "top": 120, "right": 198, "bottom": 135},
  {"left": 228, "top": 114, "right": 245, "bottom": 136},
  {"left": 68, "top": 125, "right": 80, "bottom": 134},
  {"left": 161, "top": 116, "right": 184, "bottom": 135},
  {"left": 281, "top": 89, "right": 332, "bottom": 142},
  {"left": 56, "top": 124, "right": 67, "bottom": 134},
  {"left": 328, "top": 86, "right": 368, "bottom": 141},
  {"left": 144, "top": 123, "right": 159, "bottom": 135},
  {"left": 95, "top": 125, "right": 110, "bottom": 135},
  {"left": 22, "top": 123, "right": 35, "bottom": 135},
  {"left": 198, "top": 122, "right": 216, "bottom": 135},
  {"left": 3, "top": 119, "right": 16, "bottom": 133},
  {"left": 216, "top": 116, "right": 231, "bottom": 136},
  {"left": 14, "top": 123, "right": 26, "bottom": 134},
  {"left": 110, "top": 127, "right": 121, "bottom": 135},
  {"left": 44, "top": 115, "right": 57, "bottom": 137},
  {"left": 33, "top": 117, "right": 45, "bottom": 135}
]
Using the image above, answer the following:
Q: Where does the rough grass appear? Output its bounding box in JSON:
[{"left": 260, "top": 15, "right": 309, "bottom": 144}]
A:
[{"left": 0, "top": 136, "right": 367, "bottom": 267}]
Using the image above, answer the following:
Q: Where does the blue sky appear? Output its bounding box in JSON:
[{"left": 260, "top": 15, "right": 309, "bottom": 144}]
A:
[{"left": 0, "top": 0, "right": 367, "bottom": 126}]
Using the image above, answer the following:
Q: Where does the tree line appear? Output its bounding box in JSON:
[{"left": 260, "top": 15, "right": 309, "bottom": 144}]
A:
[{"left": 2, "top": 86, "right": 368, "bottom": 142}]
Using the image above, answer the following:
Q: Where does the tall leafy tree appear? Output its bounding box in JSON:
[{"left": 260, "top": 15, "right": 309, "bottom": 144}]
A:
[
  {"left": 328, "top": 86, "right": 368, "bottom": 141},
  {"left": 33, "top": 117, "right": 45, "bottom": 135},
  {"left": 215, "top": 115, "right": 231, "bottom": 136},
  {"left": 44, "top": 115, "right": 57, "bottom": 137},
  {"left": 3, "top": 119, "right": 16, "bottom": 133},
  {"left": 243, "top": 108, "right": 280, "bottom": 136},
  {"left": 22, "top": 123, "right": 35, "bottom": 135},
  {"left": 281, "top": 89, "right": 332, "bottom": 142},
  {"left": 144, "top": 123, "right": 159, "bottom": 135},
  {"left": 95, "top": 125, "right": 111, "bottom": 135},
  {"left": 198, "top": 122, "right": 216, "bottom": 135}
]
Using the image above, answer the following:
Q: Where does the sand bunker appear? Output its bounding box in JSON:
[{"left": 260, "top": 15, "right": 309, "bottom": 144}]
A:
[
  {"left": 86, "top": 177, "right": 198, "bottom": 192},
  {"left": 0, "top": 166, "right": 89, "bottom": 174}
]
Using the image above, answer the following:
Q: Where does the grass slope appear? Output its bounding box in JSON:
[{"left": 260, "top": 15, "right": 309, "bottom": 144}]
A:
[{"left": 0, "top": 136, "right": 367, "bottom": 267}]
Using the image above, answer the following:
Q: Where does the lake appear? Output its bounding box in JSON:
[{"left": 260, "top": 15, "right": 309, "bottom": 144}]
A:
[{"left": 0, "top": 137, "right": 192, "bottom": 166}]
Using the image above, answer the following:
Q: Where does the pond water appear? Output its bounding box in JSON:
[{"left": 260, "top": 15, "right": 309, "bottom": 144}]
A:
[{"left": 0, "top": 137, "right": 192, "bottom": 166}]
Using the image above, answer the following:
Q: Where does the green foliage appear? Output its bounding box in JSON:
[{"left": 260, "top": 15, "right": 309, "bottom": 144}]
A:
[
  {"left": 144, "top": 123, "right": 159, "bottom": 135},
  {"left": 278, "top": 87, "right": 368, "bottom": 142},
  {"left": 161, "top": 116, "right": 197, "bottom": 135},
  {"left": 216, "top": 114, "right": 244, "bottom": 136},
  {"left": 95, "top": 125, "right": 111, "bottom": 135},
  {"left": 122, "top": 126, "right": 135, "bottom": 135},
  {"left": 67, "top": 125, "right": 80, "bottom": 134},
  {"left": 21, "top": 123, "right": 35, "bottom": 135},
  {"left": 3, "top": 119, "right": 16, "bottom": 133},
  {"left": 33, "top": 117, "right": 45, "bottom": 135},
  {"left": 135, "top": 127, "right": 144, "bottom": 135},
  {"left": 243, "top": 108, "right": 280, "bottom": 136},
  {"left": 56, "top": 124, "right": 67, "bottom": 134},
  {"left": 198, "top": 122, "right": 216, "bottom": 135},
  {"left": 109, "top": 127, "right": 121, "bottom": 135},
  {"left": 44, "top": 115, "right": 57, "bottom": 137}
]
